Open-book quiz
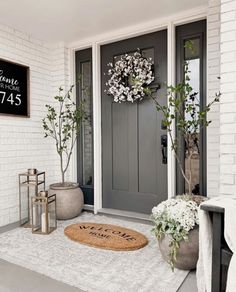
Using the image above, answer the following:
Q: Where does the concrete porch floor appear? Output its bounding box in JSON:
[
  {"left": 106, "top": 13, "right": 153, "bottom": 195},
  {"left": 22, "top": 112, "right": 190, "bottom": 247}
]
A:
[{"left": 0, "top": 217, "right": 198, "bottom": 292}]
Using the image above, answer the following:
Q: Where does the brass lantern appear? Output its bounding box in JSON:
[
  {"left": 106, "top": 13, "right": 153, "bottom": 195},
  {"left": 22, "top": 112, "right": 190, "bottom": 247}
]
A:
[{"left": 31, "top": 191, "right": 57, "bottom": 234}]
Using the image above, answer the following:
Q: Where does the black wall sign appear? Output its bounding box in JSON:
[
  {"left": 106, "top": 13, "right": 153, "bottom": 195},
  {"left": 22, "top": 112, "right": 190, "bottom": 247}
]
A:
[{"left": 0, "top": 59, "right": 29, "bottom": 117}]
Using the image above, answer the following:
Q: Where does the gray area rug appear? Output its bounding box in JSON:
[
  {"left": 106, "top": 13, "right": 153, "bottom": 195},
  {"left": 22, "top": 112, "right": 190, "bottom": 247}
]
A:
[{"left": 0, "top": 212, "right": 188, "bottom": 292}]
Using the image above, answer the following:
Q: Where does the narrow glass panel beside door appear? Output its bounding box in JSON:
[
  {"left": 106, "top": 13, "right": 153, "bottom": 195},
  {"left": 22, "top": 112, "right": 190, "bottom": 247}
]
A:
[
  {"left": 184, "top": 38, "right": 200, "bottom": 195},
  {"left": 81, "top": 61, "right": 93, "bottom": 187},
  {"left": 176, "top": 20, "right": 206, "bottom": 196},
  {"left": 76, "top": 48, "right": 94, "bottom": 205}
]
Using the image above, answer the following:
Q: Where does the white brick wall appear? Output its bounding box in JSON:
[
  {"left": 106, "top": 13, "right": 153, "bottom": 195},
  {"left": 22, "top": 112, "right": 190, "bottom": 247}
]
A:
[
  {"left": 0, "top": 25, "right": 70, "bottom": 227},
  {"left": 1, "top": 0, "right": 235, "bottom": 225},
  {"left": 220, "top": 0, "right": 236, "bottom": 196},
  {"left": 207, "top": 0, "right": 221, "bottom": 197},
  {"left": 51, "top": 43, "right": 72, "bottom": 182}
]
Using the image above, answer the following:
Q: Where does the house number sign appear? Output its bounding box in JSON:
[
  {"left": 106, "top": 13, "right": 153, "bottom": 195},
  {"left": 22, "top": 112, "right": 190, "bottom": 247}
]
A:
[{"left": 0, "top": 59, "right": 29, "bottom": 117}]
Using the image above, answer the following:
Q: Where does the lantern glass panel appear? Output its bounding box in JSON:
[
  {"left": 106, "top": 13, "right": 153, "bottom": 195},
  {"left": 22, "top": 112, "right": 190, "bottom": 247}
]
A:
[
  {"left": 48, "top": 197, "right": 56, "bottom": 230},
  {"left": 32, "top": 197, "right": 43, "bottom": 233},
  {"left": 41, "top": 202, "right": 48, "bottom": 234}
]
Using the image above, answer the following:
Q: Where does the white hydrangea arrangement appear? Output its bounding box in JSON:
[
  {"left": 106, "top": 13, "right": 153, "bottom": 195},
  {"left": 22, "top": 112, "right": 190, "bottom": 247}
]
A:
[
  {"left": 151, "top": 195, "right": 201, "bottom": 269},
  {"left": 105, "top": 51, "right": 154, "bottom": 103}
]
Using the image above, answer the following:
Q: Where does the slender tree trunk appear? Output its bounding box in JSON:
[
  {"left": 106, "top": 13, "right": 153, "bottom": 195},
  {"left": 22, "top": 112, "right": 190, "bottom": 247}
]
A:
[
  {"left": 60, "top": 153, "right": 65, "bottom": 185},
  {"left": 188, "top": 152, "right": 193, "bottom": 196},
  {"left": 61, "top": 170, "right": 64, "bottom": 185},
  {"left": 167, "top": 130, "right": 191, "bottom": 195}
]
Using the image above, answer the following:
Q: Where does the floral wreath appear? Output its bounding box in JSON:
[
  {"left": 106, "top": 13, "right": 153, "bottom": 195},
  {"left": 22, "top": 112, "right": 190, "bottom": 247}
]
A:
[{"left": 105, "top": 50, "right": 155, "bottom": 103}]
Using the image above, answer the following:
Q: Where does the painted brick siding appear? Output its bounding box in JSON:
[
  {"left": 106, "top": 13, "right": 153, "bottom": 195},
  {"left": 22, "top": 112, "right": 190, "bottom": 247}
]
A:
[
  {"left": 220, "top": 0, "right": 236, "bottom": 196},
  {"left": 0, "top": 25, "right": 70, "bottom": 227},
  {"left": 207, "top": 0, "right": 221, "bottom": 197},
  {"left": 51, "top": 44, "right": 72, "bottom": 182}
]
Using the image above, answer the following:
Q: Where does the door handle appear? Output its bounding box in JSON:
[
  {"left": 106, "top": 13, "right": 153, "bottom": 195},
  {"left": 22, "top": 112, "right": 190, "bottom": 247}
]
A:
[{"left": 161, "top": 134, "right": 167, "bottom": 164}]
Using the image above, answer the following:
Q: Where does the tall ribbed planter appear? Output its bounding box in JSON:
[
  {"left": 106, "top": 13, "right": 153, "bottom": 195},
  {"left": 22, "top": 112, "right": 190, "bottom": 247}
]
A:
[{"left": 49, "top": 183, "right": 84, "bottom": 220}]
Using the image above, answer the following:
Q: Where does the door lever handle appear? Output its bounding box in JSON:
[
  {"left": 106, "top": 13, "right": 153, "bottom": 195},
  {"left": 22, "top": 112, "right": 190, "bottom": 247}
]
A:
[{"left": 161, "top": 134, "right": 167, "bottom": 164}]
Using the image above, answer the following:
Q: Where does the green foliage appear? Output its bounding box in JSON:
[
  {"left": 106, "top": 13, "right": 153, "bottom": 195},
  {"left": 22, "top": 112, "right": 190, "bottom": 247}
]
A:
[
  {"left": 42, "top": 84, "right": 87, "bottom": 184},
  {"left": 151, "top": 212, "right": 189, "bottom": 270}
]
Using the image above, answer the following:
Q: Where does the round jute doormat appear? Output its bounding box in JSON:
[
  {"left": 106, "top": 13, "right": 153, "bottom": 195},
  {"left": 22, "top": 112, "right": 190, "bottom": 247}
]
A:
[{"left": 64, "top": 222, "right": 148, "bottom": 251}]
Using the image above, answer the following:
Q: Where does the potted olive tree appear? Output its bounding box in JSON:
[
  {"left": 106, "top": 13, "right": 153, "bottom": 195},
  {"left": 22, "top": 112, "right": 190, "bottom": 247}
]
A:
[
  {"left": 42, "top": 85, "right": 86, "bottom": 220},
  {"left": 152, "top": 56, "right": 220, "bottom": 196},
  {"left": 151, "top": 41, "right": 220, "bottom": 270}
]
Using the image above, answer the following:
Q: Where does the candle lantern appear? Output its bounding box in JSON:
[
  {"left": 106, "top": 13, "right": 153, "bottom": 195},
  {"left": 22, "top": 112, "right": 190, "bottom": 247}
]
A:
[
  {"left": 19, "top": 170, "right": 46, "bottom": 227},
  {"left": 31, "top": 192, "right": 57, "bottom": 235}
]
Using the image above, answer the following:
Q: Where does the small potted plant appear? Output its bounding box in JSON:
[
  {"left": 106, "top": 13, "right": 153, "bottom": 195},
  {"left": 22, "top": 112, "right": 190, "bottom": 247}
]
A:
[
  {"left": 151, "top": 41, "right": 220, "bottom": 269},
  {"left": 42, "top": 85, "right": 86, "bottom": 220}
]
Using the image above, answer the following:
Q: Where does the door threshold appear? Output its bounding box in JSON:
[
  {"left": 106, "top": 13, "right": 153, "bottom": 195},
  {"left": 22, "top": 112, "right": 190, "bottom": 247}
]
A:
[{"left": 97, "top": 208, "right": 152, "bottom": 225}]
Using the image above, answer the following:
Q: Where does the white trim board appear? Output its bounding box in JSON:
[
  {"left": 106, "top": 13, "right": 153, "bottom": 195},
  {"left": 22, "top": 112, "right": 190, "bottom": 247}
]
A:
[
  {"left": 68, "top": 5, "right": 207, "bottom": 49},
  {"left": 92, "top": 43, "right": 102, "bottom": 214},
  {"left": 70, "top": 48, "right": 77, "bottom": 183},
  {"left": 70, "top": 6, "right": 207, "bottom": 214}
]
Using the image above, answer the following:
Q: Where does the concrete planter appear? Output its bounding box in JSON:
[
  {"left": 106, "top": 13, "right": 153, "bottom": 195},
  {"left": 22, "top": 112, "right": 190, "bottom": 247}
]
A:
[
  {"left": 49, "top": 183, "right": 84, "bottom": 220},
  {"left": 158, "top": 227, "right": 199, "bottom": 270}
]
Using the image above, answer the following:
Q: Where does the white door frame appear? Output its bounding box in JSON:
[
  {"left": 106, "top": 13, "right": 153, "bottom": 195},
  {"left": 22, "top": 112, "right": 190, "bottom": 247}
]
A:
[{"left": 69, "top": 6, "right": 207, "bottom": 214}]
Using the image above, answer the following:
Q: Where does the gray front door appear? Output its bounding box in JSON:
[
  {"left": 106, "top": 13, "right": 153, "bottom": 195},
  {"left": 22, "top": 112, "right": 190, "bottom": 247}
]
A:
[{"left": 101, "top": 30, "right": 167, "bottom": 214}]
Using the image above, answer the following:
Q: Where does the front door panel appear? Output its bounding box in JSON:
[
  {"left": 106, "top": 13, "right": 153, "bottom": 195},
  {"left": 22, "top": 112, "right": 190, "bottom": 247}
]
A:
[{"left": 101, "top": 30, "right": 167, "bottom": 214}]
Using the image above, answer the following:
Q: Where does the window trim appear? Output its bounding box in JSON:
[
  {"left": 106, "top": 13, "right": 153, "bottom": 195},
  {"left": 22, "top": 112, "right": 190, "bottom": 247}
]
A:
[
  {"left": 75, "top": 48, "right": 94, "bottom": 205},
  {"left": 175, "top": 20, "right": 207, "bottom": 196}
]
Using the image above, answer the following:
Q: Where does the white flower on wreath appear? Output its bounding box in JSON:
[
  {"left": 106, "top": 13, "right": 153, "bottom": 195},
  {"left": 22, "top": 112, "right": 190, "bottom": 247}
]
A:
[{"left": 105, "top": 50, "right": 155, "bottom": 103}]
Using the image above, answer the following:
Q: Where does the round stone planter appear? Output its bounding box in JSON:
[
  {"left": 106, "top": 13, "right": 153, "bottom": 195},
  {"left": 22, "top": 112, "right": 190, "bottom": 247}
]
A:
[
  {"left": 158, "top": 227, "right": 199, "bottom": 270},
  {"left": 49, "top": 183, "right": 84, "bottom": 220}
]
